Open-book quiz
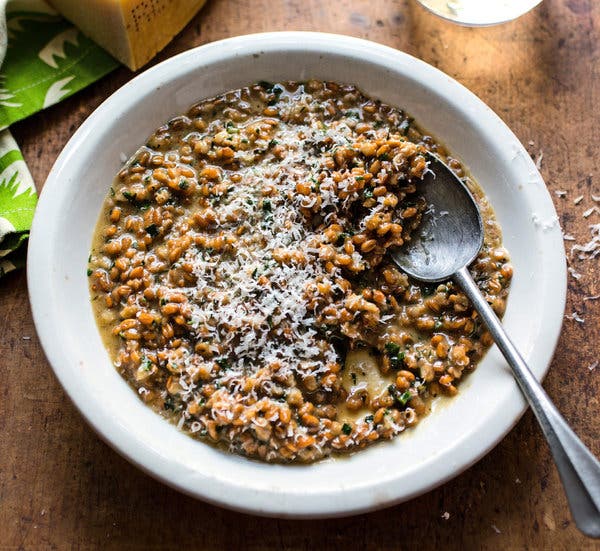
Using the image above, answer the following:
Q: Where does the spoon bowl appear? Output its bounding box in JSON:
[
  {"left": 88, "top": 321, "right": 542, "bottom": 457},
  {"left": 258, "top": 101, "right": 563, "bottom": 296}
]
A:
[{"left": 391, "top": 154, "right": 483, "bottom": 282}]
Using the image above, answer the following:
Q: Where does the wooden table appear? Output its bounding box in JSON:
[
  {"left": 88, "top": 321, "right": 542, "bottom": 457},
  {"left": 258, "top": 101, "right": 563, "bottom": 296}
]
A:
[{"left": 2, "top": 1, "right": 599, "bottom": 548}]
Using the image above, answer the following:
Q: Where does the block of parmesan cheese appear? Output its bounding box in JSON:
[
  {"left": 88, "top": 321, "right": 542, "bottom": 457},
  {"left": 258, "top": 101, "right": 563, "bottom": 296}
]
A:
[{"left": 47, "top": 0, "right": 207, "bottom": 70}]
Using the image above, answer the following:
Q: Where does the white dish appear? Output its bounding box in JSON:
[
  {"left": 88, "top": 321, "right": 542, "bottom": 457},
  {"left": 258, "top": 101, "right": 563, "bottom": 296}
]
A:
[{"left": 27, "top": 32, "right": 566, "bottom": 518}]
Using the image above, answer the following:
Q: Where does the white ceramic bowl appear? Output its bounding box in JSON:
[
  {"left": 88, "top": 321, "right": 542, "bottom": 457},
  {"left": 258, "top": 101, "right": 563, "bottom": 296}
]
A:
[{"left": 28, "top": 32, "right": 566, "bottom": 518}]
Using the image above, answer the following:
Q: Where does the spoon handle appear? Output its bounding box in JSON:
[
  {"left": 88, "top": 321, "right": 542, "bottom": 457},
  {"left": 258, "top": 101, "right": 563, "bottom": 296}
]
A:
[{"left": 454, "top": 266, "right": 600, "bottom": 538}]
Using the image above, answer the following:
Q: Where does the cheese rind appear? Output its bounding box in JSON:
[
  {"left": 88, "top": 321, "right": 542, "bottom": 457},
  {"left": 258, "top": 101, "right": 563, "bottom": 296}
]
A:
[{"left": 47, "top": 0, "right": 207, "bottom": 70}]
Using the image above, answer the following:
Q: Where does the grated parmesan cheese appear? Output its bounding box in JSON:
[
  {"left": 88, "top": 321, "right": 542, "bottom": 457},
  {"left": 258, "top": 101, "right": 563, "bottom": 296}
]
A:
[
  {"left": 535, "top": 150, "right": 544, "bottom": 170},
  {"left": 565, "top": 311, "right": 585, "bottom": 324},
  {"left": 582, "top": 206, "right": 600, "bottom": 218},
  {"left": 571, "top": 223, "right": 600, "bottom": 260}
]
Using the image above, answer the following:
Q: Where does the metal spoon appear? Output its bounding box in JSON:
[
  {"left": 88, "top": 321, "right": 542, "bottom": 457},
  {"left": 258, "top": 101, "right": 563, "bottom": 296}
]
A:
[{"left": 390, "top": 154, "right": 600, "bottom": 538}]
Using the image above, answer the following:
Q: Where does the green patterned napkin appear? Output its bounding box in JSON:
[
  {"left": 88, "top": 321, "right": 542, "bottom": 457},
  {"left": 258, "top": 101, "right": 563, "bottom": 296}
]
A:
[
  {"left": 0, "top": 0, "right": 118, "bottom": 277},
  {"left": 0, "top": 131, "right": 36, "bottom": 276}
]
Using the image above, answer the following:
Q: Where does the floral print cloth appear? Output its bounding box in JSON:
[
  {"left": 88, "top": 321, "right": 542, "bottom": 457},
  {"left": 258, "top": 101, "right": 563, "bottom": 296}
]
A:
[{"left": 0, "top": 0, "right": 118, "bottom": 277}]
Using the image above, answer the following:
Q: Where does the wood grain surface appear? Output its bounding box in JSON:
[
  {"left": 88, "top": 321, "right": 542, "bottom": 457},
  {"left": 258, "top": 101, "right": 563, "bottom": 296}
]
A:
[{"left": 2, "top": 0, "right": 599, "bottom": 549}]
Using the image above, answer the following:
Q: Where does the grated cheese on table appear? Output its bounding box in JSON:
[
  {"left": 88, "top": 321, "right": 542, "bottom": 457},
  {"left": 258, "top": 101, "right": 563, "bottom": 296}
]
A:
[
  {"left": 535, "top": 150, "right": 544, "bottom": 170},
  {"left": 566, "top": 311, "right": 585, "bottom": 324},
  {"left": 571, "top": 223, "right": 600, "bottom": 260}
]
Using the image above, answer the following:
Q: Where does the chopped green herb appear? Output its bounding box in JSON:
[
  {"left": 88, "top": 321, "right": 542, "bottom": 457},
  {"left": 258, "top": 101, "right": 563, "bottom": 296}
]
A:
[
  {"left": 164, "top": 396, "right": 175, "bottom": 411},
  {"left": 178, "top": 178, "right": 189, "bottom": 190},
  {"left": 365, "top": 415, "right": 374, "bottom": 423},
  {"left": 122, "top": 190, "right": 150, "bottom": 210},
  {"left": 335, "top": 233, "right": 349, "bottom": 246},
  {"left": 389, "top": 350, "right": 406, "bottom": 370},
  {"left": 422, "top": 284, "right": 436, "bottom": 296},
  {"left": 399, "top": 390, "right": 412, "bottom": 406},
  {"left": 216, "top": 357, "right": 231, "bottom": 370},
  {"left": 86, "top": 268, "right": 93, "bottom": 277},
  {"left": 262, "top": 199, "right": 272, "bottom": 212},
  {"left": 342, "top": 423, "right": 352, "bottom": 435},
  {"left": 145, "top": 224, "right": 159, "bottom": 237},
  {"left": 268, "top": 139, "right": 278, "bottom": 148},
  {"left": 389, "top": 384, "right": 412, "bottom": 406},
  {"left": 385, "top": 342, "right": 401, "bottom": 356},
  {"left": 140, "top": 357, "right": 152, "bottom": 371},
  {"left": 257, "top": 80, "right": 274, "bottom": 91}
]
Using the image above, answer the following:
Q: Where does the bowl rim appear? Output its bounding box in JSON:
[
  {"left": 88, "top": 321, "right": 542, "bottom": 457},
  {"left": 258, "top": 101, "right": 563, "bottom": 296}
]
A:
[{"left": 27, "top": 31, "right": 566, "bottom": 518}]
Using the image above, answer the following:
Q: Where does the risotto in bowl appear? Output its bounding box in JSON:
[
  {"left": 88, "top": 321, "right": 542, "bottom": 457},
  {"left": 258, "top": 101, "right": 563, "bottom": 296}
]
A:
[{"left": 28, "top": 32, "right": 565, "bottom": 516}]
